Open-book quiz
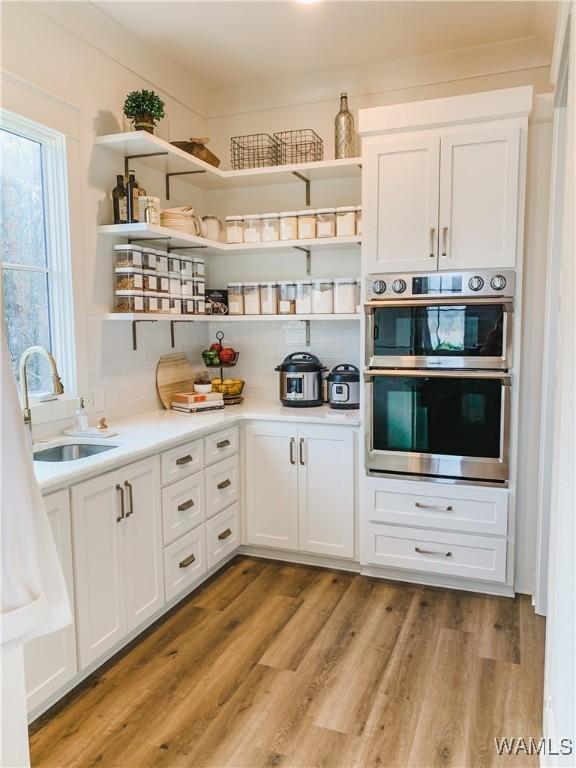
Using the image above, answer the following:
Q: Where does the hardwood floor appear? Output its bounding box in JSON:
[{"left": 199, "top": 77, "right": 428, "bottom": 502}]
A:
[{"left": 30, "top": 556, "right": 545, "bottom": 768}]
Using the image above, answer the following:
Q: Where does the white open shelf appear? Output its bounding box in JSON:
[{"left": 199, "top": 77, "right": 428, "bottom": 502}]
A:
[
  {"left": 103, "top": 313, "right": 361, "bottom": 322},
  {"left": 98, "top": 222, "right": 361, "bottom": 253},
  {"left": 95, "top": 131, "right": 362, "bottom": 191}
]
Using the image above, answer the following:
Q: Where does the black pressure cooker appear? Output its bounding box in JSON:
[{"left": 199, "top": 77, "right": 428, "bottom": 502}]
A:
[{"left": 327, "top": 364, "right": 360, "bottom": 410}]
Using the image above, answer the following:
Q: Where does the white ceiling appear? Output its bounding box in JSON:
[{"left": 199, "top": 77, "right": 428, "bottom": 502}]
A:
[{"left": 93, "top": 1, "right": 556, "bottom": 91}]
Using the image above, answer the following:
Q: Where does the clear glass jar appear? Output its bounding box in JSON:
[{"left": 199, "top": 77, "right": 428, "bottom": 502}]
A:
[
  {"left": 180, "top": 278, "right": 193, "bottom": 297},
  {"left": 336, "top": 206, "right": 356, "bottom": 237},
  {"left": 158, "top": 297, "right": 171, "bottom": 314},
  {"left": 169, "top": 297, "right": 182, "bottom": 315},
  {"left": 312, "top": 280, "right": 334, "bottom": 314},
  {"left": 167, "top": 254, "right": 181, "bottom": 276},
  {"left": 154, "top": 249, "right": 168, "bottom": 274},
  {"left": 192, "top": 257, "right": 205, "bottom": 277},
  {"left": 225, "top": 216, "right": 244, "bottom": 244},
  {"left": 333, "top": 278, "right": 357, "bottom": 313},
  {"left": 295, "top": 280, "right": 313, "bottom": 314},
  {"left": 243, "top": 282, "right": 261, "bottom": 314},
  {"left": 243, "top": 215, "right": 262, "bottom": 243},
  {"left": 228, "top": 283, "right": 244, "bottom": 314},
  {"left": 142, "top": 273, "right": 158, "bottom": 292},
  {"left": 192, "top": 278, "right": 205, "bottom": 297},
  {"left": 279, "top": 211, "right": 298, "bottom": 241},
  {"left": 115, "top": 268, "right": 143, "bottom": 291},
  {"left": 181, "top": 299, "right": 195, "bottom": 315},
  {"left": 261, "top": 213, "right": 280, "bottom": 242},
  {"left": 355, "top": 206, "right": 362, "bottom": 236},
  {"left": 260, "top": 282, "right": 278, "bottom": 315},
  {"left": 115, "top": 290, "right": 144, "bottom": 313},
  {"left": 278, "top": 281, "right": 296, "bottom": 315},
  {"left": 180, "top": 255, "right": 193, "bottom": 279},
  {"left": 156, "top": 273, "right": 170, "bottom": 295},
  {"left": 115, "top": 244, "right": 142, "bottom": 268},
  {"left": 196, "top": 299, "right": 206, "bottom": 315},
  {"left": 144, "top": 292, "right": 159, "bottom": 313},
  {"left": 316, "top": 208, "right": 336, "bottom": 238},
  {"left": 297, "top": 209, "right": 317, "bottom": 239},
  {"left": 142, "top": 248, "right": 157, "bottom": 272},
  {"left": 169, "top": 277, "right": 181, "bottom": 297}
]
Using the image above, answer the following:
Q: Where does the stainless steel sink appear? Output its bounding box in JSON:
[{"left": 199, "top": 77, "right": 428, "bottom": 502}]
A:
[{"left": 33, "top": 443, "right": 118, "bottom": 462}]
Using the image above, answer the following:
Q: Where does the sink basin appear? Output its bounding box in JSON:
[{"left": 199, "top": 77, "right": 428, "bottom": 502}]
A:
[{"left": 34, "top": 443, "right": 118, "bottom": 462}]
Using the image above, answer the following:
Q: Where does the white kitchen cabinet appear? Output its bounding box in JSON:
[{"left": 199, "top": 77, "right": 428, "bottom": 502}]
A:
[
  {"left": 364, "top": 136, "right": 440, "bottom": 274},
  {"left": 205, "top": 454, "right": 240, "bottom": 519},
  {"left": 297, "top": 426, "right": 355, "bottom": 558},
  {"left": 244, "top": 423, "right": 299, "bottom": 550},
  {"left": 162, "top": 472, "right": 205, "bottom": 545},
  {"left": 24, "top": 490, "right": 77, "bottom": 712},
  {"left": 439, "top": 125, "right": 520, "bottom": 270},
  {"left": 71, "top": 456, "right": 164, "bottom": 669},
  {"left": 244, "top": 422, "right": 355, "bottom": 558}
]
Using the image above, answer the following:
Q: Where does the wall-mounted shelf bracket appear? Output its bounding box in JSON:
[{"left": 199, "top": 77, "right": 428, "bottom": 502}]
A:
[
  {"left": 170, "top": 319, "right": 195, "bottom": 348},
  {"left": 291, "top": 171, "right": 311, "bottom": 206},
  {"left": 124, "top": 152, "right": 168, "bottom": 178},
  {"left": 293, "top": 246, "right": 312, "bottom": 275},
  {"left": 128, "top": 237, "right": 171, "bottom": 244},
  {"left": 166, "top": 170, "right": 207, "bottom": 200},
  {"left": 305, "top": 319, "right": 311, "bottom": 346},
  {"left": 131, "top": 319, "right": 157, "bottom": 351},
  {"left": 166, "top": 245, "right": 208, "bottom": 251}
]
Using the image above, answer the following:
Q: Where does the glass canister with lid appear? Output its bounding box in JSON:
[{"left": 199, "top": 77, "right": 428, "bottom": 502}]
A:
[
  {"left": 316, "top": 208, "right": 336, "bottom": 238},
  {"left": 180, "top": 255, "right": 194, "bottom": 279},
  {"left": 260, "top": 213, "right": 280, "bottom": 242},
  {"left": 333, "top": 278, "right": 358, "bottom": 313},
  {"left": 243, "top": 214, "right": 262, "bottom": 243},
  {"left": 154, "top": 248, "right": 168, "bottom": 274},
  {"left": 297, "top": 209, "right": 317, "bottom": 239},
  {"left": 295, "top": 280, "right": 313, "bottom": 314},
  {"left": 228, "top": 282, "right": 244, "bottom": 314},
  {"left": 260, "top": 282, "right": 278, "bottom": 314},
  {"left": 243, "top": 282, "right": 261, "bottom": 315},
  {"left": 115, "top": 243, "right": 143, "bottom": 269},
  {"left": 141, "top": 247, "right": 157, "bottom": 273},
  {"left": 225, "top": 216, "right": 244, "bottom": 244},
  {"left": 312, "top": 279, "right": 334, "bottom": 314},
  {"left": 336, "top": 206, "right": 357, "bottom": 237},
  {"left": 192, "top": 257, "right": 205, "bottom": 277},
  {"left": 167, "top": 253, "right": 181, "bottom": 276},
  {"left": 279, "top": 211, "right": 298, "bottom": 241},
  {"left": 278, "top": 281, "right": 297, "bottom": 315}
]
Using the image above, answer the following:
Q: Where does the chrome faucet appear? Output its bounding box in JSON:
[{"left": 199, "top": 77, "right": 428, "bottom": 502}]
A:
[{"left": 19, "top": 346, "right": 65, "bottom": 433}]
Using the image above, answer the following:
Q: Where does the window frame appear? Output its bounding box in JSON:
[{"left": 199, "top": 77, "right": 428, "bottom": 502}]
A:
[{"left": 0, "top": 109, "right": 76, "bottom": 398}]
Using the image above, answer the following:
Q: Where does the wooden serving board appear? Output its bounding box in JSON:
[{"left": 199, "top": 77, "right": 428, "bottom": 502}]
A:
[{"left": 156, "top": 353, "right": 197, "bottom": 410}]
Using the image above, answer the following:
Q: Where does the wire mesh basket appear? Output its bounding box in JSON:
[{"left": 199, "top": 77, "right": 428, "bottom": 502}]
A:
[
  {"left": 230, "top": 133, "right": 280, "bottom": 170},
  {"left": 274, "top": 129, "right": 324, "bottom": 165}
]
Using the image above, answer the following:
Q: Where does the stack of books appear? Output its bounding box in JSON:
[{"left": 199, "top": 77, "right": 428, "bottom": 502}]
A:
[{"left": 171, "top": 392, "right": 225, "bottom": 414}]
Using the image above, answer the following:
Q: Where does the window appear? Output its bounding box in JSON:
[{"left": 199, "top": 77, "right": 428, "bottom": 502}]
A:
[{"left": 0, "top": 110, "right": 75, "bottom": 397}]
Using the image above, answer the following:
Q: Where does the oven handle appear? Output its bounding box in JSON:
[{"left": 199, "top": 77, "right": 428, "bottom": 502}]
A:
[
  {"left": 364, "top": 369, "right": 511, "bottom": 381},
  {"left": 364, "top": 298, "right": 514, "bottom": 310}
]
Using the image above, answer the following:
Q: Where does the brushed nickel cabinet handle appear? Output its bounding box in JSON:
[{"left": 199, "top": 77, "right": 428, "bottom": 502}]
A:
[
  {"left": 176, "top": 454, "right": 193, "bottom": 466},
  {"left": 124, "top": 480, "right": 134, "bottom": 517},
  {"left": 289, "top": 437, "right": 296, "bottom": 465},
  {"left": 218, "top": 528, "right": 232, "bottom": 541},
  {"left": 441, "top": 226, "right": 448, "bottom": 258},
  {"left": 216, "top": 439, "right": 231, "bottom": 449},
  {"left": 429, "top": 227, "right": 436, "bottom": 258},
  {"left": 415, "top": 546, "right": 452, "bottom": 557},
  {"left": 299, "top": 437, "right": 305, "bottom": 466},
  {"left": 115, "top": 484, "right": 125, "bottom": 523},
  {"left": 178, "top": 498, "right": 195, "bottom": 512},
  {"left": 415, "top": 502, "right": 454, "bottom": 512},
  {"left": 179, "top": 553, "right": 196, "bottom": 568},
  {"left": 217, "top": 478, "right": 232, "bottom": 490}
]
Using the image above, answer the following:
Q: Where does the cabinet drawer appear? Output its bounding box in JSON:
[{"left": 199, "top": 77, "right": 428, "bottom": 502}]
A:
[
  {"left": 367, "top": 486, "right": 508, "bottom": 536},
  {"left": 206, "top": 504, "right": 240, "bottom": 569},
  {"left": 164, "top": 527, "right": 207, "bottom": 602},
  {"left": 204, "top": 427, "right": 239, "bottom": 466},
  {"left": 364, "top": 523, "right": 507, "bottom": 583},
  {"left": 205, "top": 455, "right": 240, "bottom": 518},
  {"left": 162, "top": 473, "right": 205, "bottom": 545},
  {"left": 161, "top": 439, "right": 203, "bottom": 486}
]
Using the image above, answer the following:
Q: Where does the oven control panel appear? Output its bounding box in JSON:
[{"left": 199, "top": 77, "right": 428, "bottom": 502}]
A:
[{"left": 366, "top": 269, "right": 515, "bottom": 301}]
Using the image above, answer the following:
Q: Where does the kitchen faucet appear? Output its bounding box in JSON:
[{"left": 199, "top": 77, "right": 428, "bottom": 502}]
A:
[{"left": 19, "top": 346, "right": 65, "bottom": 433}]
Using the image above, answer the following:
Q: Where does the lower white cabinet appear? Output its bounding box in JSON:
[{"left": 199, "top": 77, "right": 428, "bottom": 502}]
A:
[
  {"left": 71, "top": 456, "right": 164, "bottom": 669},
  {"left": 24, "top": 490, "right": 77, "bottom": 712},
  {"left": 245, "top": 422, "right": 355, "bottom": 558}
]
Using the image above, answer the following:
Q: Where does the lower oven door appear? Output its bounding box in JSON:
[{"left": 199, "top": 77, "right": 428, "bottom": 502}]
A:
[{"left": 365, "top": 369, "right": 511, "bottom": 483}]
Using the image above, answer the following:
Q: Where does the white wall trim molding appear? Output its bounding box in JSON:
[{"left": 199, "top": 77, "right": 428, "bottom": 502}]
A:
[{"left": 550, "top": 2, "right": 572, "bottom": 89}]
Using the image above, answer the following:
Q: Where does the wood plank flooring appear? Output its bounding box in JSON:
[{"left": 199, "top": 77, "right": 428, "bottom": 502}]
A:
[{"left": 30, "top": 556, "right": 545, "bottom": 768}]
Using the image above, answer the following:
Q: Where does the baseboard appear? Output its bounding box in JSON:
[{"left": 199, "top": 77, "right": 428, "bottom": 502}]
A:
[
  {"left": 360, "top": 564, "right": 515, "bottom": 597},
  {"left": 238, "top": 545, "right": 361, "bottom": 573}
]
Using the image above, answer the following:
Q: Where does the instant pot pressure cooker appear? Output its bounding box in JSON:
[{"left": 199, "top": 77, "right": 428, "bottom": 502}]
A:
[
  {"left": 275, "top": 352, "right": 325, "bottom": 407},
  {"left": 327, "top": 364, "right": 360, "bottom": 410}
]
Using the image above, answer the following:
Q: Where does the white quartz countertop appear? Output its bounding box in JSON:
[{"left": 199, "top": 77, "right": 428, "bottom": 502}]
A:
[{"left": 33, "top": 400, "right": 361, "bottom": 494}]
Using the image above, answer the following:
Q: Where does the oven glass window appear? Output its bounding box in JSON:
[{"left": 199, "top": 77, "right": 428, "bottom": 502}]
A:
[
  {"left": 372, "top": 376, "right": 502, "bottom": 457},
  {"left": 372, "top": 304, "right": 504, "bottom": 358}
]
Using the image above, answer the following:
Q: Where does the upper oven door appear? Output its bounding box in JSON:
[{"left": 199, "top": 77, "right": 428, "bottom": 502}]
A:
[{"left": 365, "top": 297, "right": 513, "bottom": 370}]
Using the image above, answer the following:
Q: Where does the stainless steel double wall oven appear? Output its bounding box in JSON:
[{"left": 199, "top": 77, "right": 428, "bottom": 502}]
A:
[{"left": 364, "top": 269, "right": 515, "bottom": 483}]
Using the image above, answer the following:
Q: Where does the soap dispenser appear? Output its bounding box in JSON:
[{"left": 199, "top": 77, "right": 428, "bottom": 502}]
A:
[{"left": 75, "top": 397, "right": 89, "bottom": 432}]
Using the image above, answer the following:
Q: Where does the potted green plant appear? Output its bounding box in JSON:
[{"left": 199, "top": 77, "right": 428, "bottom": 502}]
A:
[{"left": 123, "top": 89, "right": 166, "bottom": 134}]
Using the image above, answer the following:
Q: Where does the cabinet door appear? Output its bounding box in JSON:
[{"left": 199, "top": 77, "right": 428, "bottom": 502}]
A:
[
  {"left": 122, "top": 457, "right": 164, "bottom": 634},
  {"left": 71, "top": 471, "right": 126, "bottom": 669},
  {"left": 24, "top": 490, "right": 77, "bottom": 712},
  {"left": 244, "top": 423, "right": 298, "bottom": 550},
  {"left": 297, "top": 426, "right": 355, "bottom": 558},
  {"left": 438, "top": 125, "right": 520, "bottom": 270},
  {"left": 364, "top": 137, "right": 440, "bottom": 274}
]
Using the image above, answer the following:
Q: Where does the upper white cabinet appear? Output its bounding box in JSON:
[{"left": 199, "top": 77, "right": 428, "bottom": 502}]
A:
[
  {"left": 364, "top": 137, "right": 440, "bottom": 274},
  {"left": 364, "top": 124, "right": 520, "bottom": 274},
  {"left": 24, "top": 490, "right": 77, "bottom": 713},
  {"left": 244, "top": 422, "right": 355, "bottom": 558},
  {"left": 72, "top": 456, "right": 164, "bottom": 669},
  {"left": 438, "top": 126, "right": 520, "bottom": 270}
]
